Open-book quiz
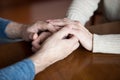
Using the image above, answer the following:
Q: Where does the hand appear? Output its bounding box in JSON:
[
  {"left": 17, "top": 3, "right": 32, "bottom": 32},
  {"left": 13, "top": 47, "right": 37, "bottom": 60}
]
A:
[
  {"left": 21, "top": 21, "right": 60, "bottom": 41},
  {"left": 31, "top": 18, "right": 73, "bottom": 52},
  {"left": 30, "top": 27, "right": 79, "bottom": 74},
  {"left": 47, "top": 18, "right": 93, "bottom": 51},
  {"left": 5, "top": 21, "right": 60, "bottom": 41},
  {"left": 30, "top": 21, "right": 62, "bottom": 52},
  {"left": 69, "top": 24, "right": 93, "bottom": 51},
  {"left": 31, "top": 31, "right": 52, "bottom": 52}
]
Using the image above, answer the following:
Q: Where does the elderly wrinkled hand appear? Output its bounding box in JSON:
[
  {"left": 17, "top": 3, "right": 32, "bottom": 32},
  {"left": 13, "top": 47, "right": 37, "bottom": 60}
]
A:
[
  {"left": 31, "top": 19, "right": 74, "bottom": 52},
  {"left": 32, "top": 18, "right": 93, "bottom": 52},
  {"left": 20, "top": 21, "right": 62, "bottom": 52},
  {"left": 21, "top": 21, "right": 61, "bottom": 41}
]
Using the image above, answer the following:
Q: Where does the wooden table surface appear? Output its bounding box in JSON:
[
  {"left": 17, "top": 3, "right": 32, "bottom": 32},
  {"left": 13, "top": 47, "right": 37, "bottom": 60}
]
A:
[{"left": 0, "top": 41, "right": 120, "bottom": 80}]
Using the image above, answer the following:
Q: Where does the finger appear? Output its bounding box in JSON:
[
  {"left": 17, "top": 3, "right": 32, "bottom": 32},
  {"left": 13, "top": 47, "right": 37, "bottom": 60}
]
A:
[
  {"left": 49, "top": 21, "right": 82, "bottom": 30},
  {"left": 54, "top": 26, "right": 62, "bottom": 31},
  {"left": 49, "top": 26, "right": 63, "bottom": 32},
  {"left": 33, "top": 33, "right": 39, "bottom": 40},
  {"left": 46, "top": 23, "right": 64, "bottom": 33},
  {"left": 66, "top": 23, "right": 83, "bottom": 30},
  {"left": 32, "top": 47, "right": 38, "bottom": 52},
  {"left": 29, "top": 33, "right": 37, "bottom": 40},
  {"left": 35, "top": 21, "right": 56, "bottom": 32},
  {"left": 32, "top": 32, "right": 51, "bottom": 49},
  {"left": 54, "top": 26, "right": 72, "bottom": 39},
  {"left": 47, "top": 19, "right": 83, "bottom": 31},
  {"left": 37, "top": 32, "right": 52, "bottom": 43},
  {"left": 71, "top": 28, "right": 90, "bottom": 40},
  {"left": 47, "top": 18, "right": 72, "bottom": 23},
  {"left": 50, "top": 21, "right": 67, "bottom": 28},
  {"left": 46, "top": 19, "right": 64, "bottom": 22},
  {"left": 32, "top": 41, "right": 41, "bottom": 51},
  {"left": 38, "top": 22, "right": 61, "bottom": 32},
  {"left": 47, "top": 19, "right": 70, "bottom": 27},
  {"left": 46, "top": 23, "right": 57, "bottom": 32},
  {"left": 53, "top": 25, "right": 82, "bottom": 39}
]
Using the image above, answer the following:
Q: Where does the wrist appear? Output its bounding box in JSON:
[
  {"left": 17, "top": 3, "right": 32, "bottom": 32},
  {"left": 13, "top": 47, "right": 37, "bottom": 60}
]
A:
[
  {"left": 5, "top": 22, "right": 24, "bottom": 39},
  {"left": 29, "top": 52, "right": 52, "bottom": 74},
  {"left": 20, "top": 24, "right": 29, "bottom": 40}
]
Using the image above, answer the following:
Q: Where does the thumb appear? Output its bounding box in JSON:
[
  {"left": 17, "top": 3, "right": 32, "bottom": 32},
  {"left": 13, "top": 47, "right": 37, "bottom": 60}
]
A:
[
  {"left": 29, "top": 33, "right": 39, "bottom": 40},
  {"left": 33, "top": 33, "right": 39, "bottom": 40}
]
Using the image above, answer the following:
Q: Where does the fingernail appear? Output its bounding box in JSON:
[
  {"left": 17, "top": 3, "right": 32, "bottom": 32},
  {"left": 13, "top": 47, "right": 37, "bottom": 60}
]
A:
[{"left": 33, "top": 33, "right": 38, "bottom": 40}]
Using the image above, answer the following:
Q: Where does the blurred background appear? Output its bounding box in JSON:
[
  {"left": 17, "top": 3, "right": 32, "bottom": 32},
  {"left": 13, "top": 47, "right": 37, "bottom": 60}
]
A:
[
  {"left": 0, "top": 0, "right": 104, "bottom": 43},
  {"left": 0, "top": 0, "right": 74, "bottom": 43},
  {"left": 0, "top": 0, "right": 72, "bottom": 24}
]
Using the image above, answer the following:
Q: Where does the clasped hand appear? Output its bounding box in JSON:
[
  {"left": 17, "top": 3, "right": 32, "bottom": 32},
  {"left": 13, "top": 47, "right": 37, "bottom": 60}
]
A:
[
  {"left": 30, "top": 18, "right": 93, "bottom": 52},
  {"left": 20, "top": 18, "right": 93, "bottom": 74}
]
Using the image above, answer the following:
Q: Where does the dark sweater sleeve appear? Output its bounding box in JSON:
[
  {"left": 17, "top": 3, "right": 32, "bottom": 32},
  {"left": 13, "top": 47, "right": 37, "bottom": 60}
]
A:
[
  {"left": 0, "top": 59, "right": 35, "bottom": 80},
  {"left": 0, "top": 18, "right": 11, "bottom": 39}
]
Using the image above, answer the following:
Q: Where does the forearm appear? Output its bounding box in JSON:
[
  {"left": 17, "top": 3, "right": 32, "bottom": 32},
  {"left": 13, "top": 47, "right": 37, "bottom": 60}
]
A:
[
  {"left": 29, "top": 52, "right": 56, "bottom": 74},
  {"left": 5, "top": 22, "right": 27, "bottom": 39},
  {"left": 0, "top": 18, "right": 27, "bottom": 39},
  {"left": 66, "top": 0, "right": 100, "bottom": 26},
  {"left": 93, "top": 34, "right": 120, "bottom": 54}
]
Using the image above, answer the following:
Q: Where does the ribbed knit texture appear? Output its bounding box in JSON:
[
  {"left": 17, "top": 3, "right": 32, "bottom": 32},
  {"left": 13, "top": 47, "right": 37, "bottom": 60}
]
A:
[
  {"left": 66, "top": 0, "right": 100, "bottom": 26},
  {"left": 67, "top": 0, "right": 120, "bottom": 53},
  {"left": 0, "top": 59, "right": 35, "bottom": 80},
  {"left": 93, "top": 34, "right": 120, "bottom": 54}
]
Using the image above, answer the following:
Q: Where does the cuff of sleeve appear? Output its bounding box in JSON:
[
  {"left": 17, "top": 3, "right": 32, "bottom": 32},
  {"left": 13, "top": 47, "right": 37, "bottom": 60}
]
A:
[
  {"left": 15, "top": 59, "right": 35, "bottom": 80},
  {"left": 0, "top": 59, "right": 35, "bottom": 80},
  {"left": 0, "top": 18, "right": 11, "bottom": 39},
  {"left": 67, "top": 14, "right": 86, "bottom": 26},
  {"left": 93, "top": 34, "right": 120, "bottom": 54},
  {"left": 66, "top": 0, "right": 100, "bottom": 26}
]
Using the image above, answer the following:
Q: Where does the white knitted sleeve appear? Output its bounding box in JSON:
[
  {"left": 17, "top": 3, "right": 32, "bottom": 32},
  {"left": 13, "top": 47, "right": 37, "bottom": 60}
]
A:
[
  {"left": 66, "top": 0, "right": 100, "bottom": 26},
  {"left": 93, "top": 34, "right": 120, "bottom": 54}
]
